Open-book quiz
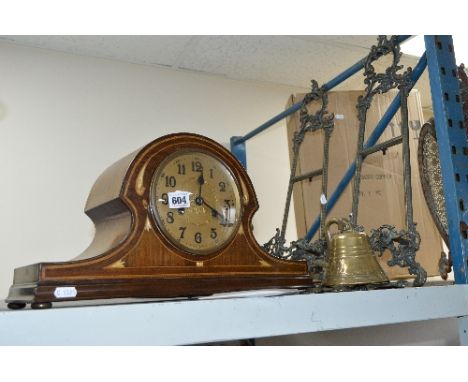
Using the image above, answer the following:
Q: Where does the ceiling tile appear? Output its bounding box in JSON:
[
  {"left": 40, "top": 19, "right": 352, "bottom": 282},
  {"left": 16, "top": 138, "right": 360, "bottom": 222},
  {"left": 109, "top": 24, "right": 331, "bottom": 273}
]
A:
[
  {"left": 0, "top": 35, "right": 430, "bottom": 108},
  {"left": 0, "top": 35, "right": 194, "bottom": 67},
  {"left": 176, "top": 35, "right": 372, "bottom": 88},
  {"left": 292, "top": 35, "right": 379, "bottom": 49}
]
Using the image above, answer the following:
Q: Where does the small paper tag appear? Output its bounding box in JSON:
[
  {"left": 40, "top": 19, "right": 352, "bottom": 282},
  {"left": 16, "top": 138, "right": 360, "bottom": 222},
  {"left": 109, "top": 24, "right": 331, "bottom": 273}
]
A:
[
  {"left": 320, "top": 193, "right": 328, "bottom": 205},
  {"left": 168, "top": 191, "right": 192, "bottom": 209},
  {"left": 335, "top": 114, "right": 345, "bottom": 120},
  {"left": 54, "top": 287, "right": 77, "bottom": 299}
]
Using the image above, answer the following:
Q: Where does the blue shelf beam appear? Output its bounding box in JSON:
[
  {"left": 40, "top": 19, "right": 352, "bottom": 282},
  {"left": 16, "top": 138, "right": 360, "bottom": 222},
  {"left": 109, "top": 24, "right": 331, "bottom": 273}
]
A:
[
  {"left": 424, "top": 35, "right": 468, "bottom": 284},
  {"left": 230, "top": 35, "right": 412, "bottom": 168}
]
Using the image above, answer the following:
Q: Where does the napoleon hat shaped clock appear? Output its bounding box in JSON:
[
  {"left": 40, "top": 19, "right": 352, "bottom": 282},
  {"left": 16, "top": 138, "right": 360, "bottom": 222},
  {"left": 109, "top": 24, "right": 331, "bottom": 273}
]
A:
[{"left": 7, "top": 133, "right": 313, "bottom": 309}]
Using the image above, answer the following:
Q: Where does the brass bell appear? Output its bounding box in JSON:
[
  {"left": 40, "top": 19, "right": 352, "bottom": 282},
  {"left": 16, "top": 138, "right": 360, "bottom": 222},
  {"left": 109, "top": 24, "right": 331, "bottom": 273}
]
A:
[{"left": 323, "top": 218, "right": 389, "bottom": 287}]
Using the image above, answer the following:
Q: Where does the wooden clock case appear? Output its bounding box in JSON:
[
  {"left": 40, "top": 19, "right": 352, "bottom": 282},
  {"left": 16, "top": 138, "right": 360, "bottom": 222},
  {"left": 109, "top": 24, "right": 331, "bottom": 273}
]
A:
[{"left": 6, "top": 133, "right": 313, "bottom": 308}]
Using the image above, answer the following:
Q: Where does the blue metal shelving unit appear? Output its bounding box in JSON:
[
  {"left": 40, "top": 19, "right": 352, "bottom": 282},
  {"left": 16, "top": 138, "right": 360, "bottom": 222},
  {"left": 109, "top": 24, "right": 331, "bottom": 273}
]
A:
[{"left": 230, "top": 35, "right": 467, "bottom": 286}]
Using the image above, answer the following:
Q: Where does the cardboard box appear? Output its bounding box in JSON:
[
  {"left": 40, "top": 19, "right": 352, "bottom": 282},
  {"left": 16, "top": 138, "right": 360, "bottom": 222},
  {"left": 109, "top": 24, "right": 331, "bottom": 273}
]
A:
[{"left": 286, "top": 90, "right": 443, "bottom": 279}]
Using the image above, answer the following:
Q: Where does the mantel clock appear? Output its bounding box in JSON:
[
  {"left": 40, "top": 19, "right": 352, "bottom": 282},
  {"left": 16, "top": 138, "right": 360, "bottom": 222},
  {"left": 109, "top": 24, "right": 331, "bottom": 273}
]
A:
[{"left": 7, "top": 133, "right": 313, "bottom": 309}]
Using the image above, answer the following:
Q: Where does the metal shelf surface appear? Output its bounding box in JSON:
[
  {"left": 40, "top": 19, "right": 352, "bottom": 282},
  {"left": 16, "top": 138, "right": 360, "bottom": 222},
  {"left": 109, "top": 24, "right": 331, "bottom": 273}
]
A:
[{"left": 1, "top": 284, "right": 467, "bottom": 345}]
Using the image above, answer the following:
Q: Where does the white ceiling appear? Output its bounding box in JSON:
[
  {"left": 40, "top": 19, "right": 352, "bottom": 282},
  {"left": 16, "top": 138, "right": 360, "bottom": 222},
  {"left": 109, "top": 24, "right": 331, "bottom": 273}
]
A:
[{"left": 0, "top": 35, "right": 431, "bottom": 108}]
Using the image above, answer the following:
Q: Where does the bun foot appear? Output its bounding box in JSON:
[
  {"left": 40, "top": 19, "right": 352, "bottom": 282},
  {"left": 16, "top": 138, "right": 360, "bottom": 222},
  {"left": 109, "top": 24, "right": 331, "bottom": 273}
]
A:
[
  {"left": 31, "top": 302, "right": 53, "bottom": 309},
  {"left": 7, "top": 302, "right": 26, "bottom": 310}
]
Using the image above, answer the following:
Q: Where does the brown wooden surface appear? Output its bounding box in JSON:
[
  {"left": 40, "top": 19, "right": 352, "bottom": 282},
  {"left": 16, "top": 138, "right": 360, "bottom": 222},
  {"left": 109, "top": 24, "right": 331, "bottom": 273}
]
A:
[{"left": 7, "top": 133, "right": 313, "bottom": 306}]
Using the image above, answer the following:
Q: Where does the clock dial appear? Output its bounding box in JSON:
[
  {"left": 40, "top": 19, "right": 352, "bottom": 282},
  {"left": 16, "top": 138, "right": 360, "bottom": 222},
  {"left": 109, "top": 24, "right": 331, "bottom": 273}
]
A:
[{"left": 149, "top": 150, "right": 242, "bottom": 255}]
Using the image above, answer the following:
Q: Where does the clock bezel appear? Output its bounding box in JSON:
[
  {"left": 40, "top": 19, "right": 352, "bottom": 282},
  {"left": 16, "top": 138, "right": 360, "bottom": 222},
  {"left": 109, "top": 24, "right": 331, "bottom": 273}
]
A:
[{"left": 148, "top": 148, "right": 243, "bottom": 258}]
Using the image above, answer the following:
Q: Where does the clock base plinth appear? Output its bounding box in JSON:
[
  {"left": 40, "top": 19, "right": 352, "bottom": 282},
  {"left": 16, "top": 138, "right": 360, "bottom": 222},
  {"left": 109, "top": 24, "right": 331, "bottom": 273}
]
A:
[{"left": 6, "top": 274, "right": 315, "bottom": 307}]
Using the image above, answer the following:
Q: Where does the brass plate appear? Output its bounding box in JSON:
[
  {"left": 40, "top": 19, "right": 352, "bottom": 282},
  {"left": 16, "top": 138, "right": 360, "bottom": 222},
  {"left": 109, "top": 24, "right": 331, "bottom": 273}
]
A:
[{"left": 417, "top": 118, "right": 449, "bottom": 247}]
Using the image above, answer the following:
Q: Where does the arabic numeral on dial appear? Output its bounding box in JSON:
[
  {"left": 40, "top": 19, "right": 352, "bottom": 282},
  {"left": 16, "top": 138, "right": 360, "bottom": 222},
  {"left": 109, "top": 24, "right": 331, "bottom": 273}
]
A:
[
  {"left": 209, "top": 169, "right": 214, "bottom": 179},
  {"left": 191, "top": 161, "right": 203, "bottom": 172},
  {"left": 166, "top": 211, "right": 174, "bottom": 224},
  {"left": 210, "top": 228, "right": 217, "bottom": 239},
  {"left": 165, "top": 176, "right": 176, "bottom": 187},
  {"left": 194, "top": 232, "right": 202, "bottom": 244},
  {"left": 222, "top": 200, "right": 233, "bottom": 226},
  {"left": 179, "top": 226, "right": 186, "bottom": 239},
  {"left": 218, "top": 181, "right": 226, "bottom": 192},
  {"left": 177, "top": 164, "right": 186, "bottom": 175},
  {"left": 161, "top": 193, "right": 168, "bottom": 205}
]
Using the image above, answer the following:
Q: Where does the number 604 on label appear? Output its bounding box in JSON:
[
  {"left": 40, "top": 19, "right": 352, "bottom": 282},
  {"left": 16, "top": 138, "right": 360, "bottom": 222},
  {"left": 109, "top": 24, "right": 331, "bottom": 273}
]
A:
[{"left": 167, "top": 191, "right": 192, "bottom": 209}]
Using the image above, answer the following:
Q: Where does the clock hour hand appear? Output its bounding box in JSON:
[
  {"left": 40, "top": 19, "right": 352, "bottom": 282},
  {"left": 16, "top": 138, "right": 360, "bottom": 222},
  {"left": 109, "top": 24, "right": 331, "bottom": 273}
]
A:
[{"left": 197, "top": 172, "right": 204, "bottom": 197}]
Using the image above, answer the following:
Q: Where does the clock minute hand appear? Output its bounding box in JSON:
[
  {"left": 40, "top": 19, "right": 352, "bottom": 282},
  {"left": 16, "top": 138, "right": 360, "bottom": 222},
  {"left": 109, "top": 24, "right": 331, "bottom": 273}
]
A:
[
  {"left": 195, "top": 172, "right": 231, "bottom": 224},
  {"left": 202, "top": 199, "right": 224, "bottom": 220},
  {"left": 204, "top": 199, "right": 233, "bottom": 227},
  {"left": 194, "top": 195, "right": 224, "bottom": 221}
]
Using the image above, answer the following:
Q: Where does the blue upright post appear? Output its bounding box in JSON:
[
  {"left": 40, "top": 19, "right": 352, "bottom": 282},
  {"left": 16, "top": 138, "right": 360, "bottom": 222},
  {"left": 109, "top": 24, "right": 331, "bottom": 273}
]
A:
[
  {"left": 424, "top": 35, "right": 468, "bottom": 284},
  {"left": 230, "top": 136, "right": 247, "bottom": 168}
]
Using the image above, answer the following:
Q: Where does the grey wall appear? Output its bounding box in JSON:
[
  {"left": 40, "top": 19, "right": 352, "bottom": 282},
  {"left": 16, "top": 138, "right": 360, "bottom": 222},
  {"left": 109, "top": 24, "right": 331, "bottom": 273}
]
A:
[{"left": 256, "top": 318, "right": 460, "bottom": 345}]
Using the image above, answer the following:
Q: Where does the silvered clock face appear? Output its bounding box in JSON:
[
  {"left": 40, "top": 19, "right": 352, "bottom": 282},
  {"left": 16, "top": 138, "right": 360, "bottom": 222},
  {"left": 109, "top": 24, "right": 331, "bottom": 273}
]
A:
[{"left": 149, "top": 150, "right": 242, "bottom": 255}]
